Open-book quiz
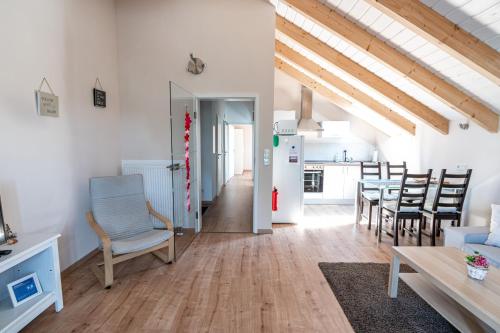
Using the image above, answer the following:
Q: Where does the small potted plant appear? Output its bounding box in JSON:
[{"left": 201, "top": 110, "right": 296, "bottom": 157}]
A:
[{"left": 465, "top": 251, "right": 489, "bottom": 281}]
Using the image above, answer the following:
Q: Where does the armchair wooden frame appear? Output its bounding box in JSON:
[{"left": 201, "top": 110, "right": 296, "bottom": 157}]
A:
[{"left": 86, "top": 201, "right": 175, "bottom": 288}]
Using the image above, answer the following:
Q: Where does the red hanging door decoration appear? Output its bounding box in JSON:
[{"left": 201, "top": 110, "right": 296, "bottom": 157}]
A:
[{"left": 184, "top": 111, "right": 192, "bottom": 212}]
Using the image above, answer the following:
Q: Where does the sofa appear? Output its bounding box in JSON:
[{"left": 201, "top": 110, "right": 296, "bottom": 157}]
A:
[{"left": 444, "top": 226, "right": 500, "bottom": 267}]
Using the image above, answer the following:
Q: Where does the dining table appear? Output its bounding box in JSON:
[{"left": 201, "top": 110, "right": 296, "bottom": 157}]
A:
[{"left": 355, "top": 178, "right": 445, "bottom": 244}]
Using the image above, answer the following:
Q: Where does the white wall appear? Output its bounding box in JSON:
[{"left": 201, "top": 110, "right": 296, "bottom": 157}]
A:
[
  {"left": 234, "top": 125, "right": 253, "bottom": 172},
  {"left": 242, "top": 125, "right": 253, "bottom": 171},
  {"left": 0, "top": 0, "right": 121, "bottom": 269},
  {"left": 225, "top": 101, "right": 253, "bottom": 124},
  {"left": 377, "top": 122, "right": 500, "bottom": 226},
  {"left": 200, "top": 101, "right": 216, "bottom": 202},
  {"left": 116, "top": 0, "right": 275, "bottom": 232},
  {"left": 304, "top": 142, "right": 375, "bottom": 162},
  {"left": 233, "top": 128, "right": 245, "bottom": 175}
]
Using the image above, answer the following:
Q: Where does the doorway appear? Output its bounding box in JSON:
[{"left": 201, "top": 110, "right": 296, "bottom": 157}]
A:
[{"left": 199, "top": 99, "right": 255, "bottom": 233}]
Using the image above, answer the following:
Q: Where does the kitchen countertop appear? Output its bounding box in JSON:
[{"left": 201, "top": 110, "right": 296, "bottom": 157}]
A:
[{"left": 304, "top": 160, "right": 370, "bottom": 166}]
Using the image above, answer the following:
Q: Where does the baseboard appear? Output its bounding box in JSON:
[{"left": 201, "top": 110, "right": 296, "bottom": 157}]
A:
[{"left": 257, "top": 228, "right": 273, "bottom": 234}]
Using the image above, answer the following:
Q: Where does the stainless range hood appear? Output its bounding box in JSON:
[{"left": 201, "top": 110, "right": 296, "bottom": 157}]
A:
[{"left": 297, "top": 86, "right": 323, "bottom": 132}]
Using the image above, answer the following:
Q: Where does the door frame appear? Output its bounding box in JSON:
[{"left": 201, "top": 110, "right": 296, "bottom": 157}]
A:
[{"left": 196, "top": 94, "right": 258, "bottom": 234}]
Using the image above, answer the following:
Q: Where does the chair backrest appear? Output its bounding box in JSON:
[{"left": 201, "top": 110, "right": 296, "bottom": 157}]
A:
[
  {"left": 90, "top": 174, "right": 153, "bottom": 241},
  {"left": 386, "top": 161, "right": 407, "bottom": 179},
  {"left": 360, "top": 162, "right": 381, "bottom": 192},
  {"left": 431, "top": 169, "right": 472, "bottom": 213},
  {"left": 395, "top": 169, "right": 432, "bottom": 212}
]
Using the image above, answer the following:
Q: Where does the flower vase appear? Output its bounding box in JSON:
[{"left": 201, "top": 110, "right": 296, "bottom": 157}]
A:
[{"left": 467, "top": 264, "right": 488, "bottom": 281}]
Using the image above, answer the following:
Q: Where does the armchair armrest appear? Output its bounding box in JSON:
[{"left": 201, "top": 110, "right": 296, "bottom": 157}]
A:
[
  {"left": 146, "top": 201, "right": 174, "bottom": 232},
  {"left": 86, "top": 211, "right": 111, "bottom": 249},
  {"left": 444, "top": 226, "right": 490, "bottom": 250}
]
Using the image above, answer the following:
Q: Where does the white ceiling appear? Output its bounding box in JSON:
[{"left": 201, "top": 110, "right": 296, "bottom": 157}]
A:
[{"left": 274, "top": 0, "right": 500, "bottom": 127}]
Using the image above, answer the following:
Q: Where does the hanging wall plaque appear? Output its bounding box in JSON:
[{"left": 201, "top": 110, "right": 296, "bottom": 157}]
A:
[
  {"left": 35, "top": 77, "right": 59, "bottom": 117},
  {"left": 93, "top": 78, "right": 106, "bottom": 108}
]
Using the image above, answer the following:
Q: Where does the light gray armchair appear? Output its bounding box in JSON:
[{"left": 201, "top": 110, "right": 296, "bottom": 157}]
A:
[
  {"left": 444, "top": 226, "right": 500, "bottom": 267},
  {"left": 87, "top": 174, "right": 174, "bottom": 288}
]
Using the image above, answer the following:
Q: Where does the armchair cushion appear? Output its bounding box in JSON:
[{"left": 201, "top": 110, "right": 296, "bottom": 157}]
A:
[
  {"left": 111, "top": 229, "right": 174, "bottom": 255},
  {"left": 464, "top": 243, "right": 500, "bottom": 268},
  {"left": 485, "top": 204, "right": 500, "bottom": 247},
  {"left": 90, "top": 175, "right": 153, "bottom": 240},
  {"left": 444, "top": 226, "right": 490, "bottom": 250}
]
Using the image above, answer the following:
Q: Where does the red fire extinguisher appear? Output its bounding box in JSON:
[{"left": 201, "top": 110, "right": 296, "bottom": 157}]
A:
[{"left": 272, "top": 187, "right": 278, "bottom": 211}]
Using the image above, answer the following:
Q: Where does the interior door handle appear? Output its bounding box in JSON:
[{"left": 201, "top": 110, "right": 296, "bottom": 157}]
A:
[{"left": 167, "top": 163, "right": 181, "bottom": 171}]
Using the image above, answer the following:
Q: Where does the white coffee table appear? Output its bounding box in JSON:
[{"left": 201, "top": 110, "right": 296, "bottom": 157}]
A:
[{"left": 389, "top": 246, "right": 500, "bottom": 333}]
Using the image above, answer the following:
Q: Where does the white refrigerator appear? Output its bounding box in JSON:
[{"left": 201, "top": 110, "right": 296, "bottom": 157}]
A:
[{"left": 272, "top": 135, "right": 304, "bottom": 223}]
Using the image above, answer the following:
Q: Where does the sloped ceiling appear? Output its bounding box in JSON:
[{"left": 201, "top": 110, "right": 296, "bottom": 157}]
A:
[{"left": 272, "top": 0, "right": 500, "bottom": 133}]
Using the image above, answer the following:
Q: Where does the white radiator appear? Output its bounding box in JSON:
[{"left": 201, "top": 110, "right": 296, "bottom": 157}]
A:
[{"left": 121, "top": 160, "right": 188, "bottom": 229}]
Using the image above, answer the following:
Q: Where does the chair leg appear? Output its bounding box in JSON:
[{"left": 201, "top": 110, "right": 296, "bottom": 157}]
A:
[
  {"left": 401, "top": 220, "right": 406, "bottom": 236},
  {"left": 393, "top": 215, "right": 399, "bottom": 246},
  {"left": 431, "top": 215, "right": 437, "bottom": 246},
  {"left": 417, "top": 217, "right": 423, "bottom": 246},
  {"left": 368, "top": 203, "right": 373, "bottom": 230},
  {"left": 168, "top": 237, "right": 175, "bottom": 263},
  {"left": 423, "top": 216, "right": 427, "bottom": 230},
  {"left": 103, "top": 246, "right": 114, "bottom": 288},
  {"left": 436, "top": 219, "right": 442, "bottom": 237},
  {"left": 360, "top": 200, "right": 364, "bottom": 219}
]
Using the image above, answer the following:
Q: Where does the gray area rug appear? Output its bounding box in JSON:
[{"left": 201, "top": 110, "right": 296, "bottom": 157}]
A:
[{"left": 318, "top": 262, "right": 459, "bottom": 333}]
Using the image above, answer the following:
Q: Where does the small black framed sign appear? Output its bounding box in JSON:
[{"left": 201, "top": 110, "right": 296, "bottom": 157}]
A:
[{"left": 93, "top": 88, "right": 106, "bottom": 108}]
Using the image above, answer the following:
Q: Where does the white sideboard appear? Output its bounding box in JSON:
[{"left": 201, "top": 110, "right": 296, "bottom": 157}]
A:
[{"left": 0, "top": 233, "right": 63, "bottom": 333}]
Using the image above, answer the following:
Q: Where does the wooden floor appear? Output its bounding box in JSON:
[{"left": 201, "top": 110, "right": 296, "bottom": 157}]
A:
[
  {"left": 174, "top": 228, "right": 196, "bottom": 259},
  {"left": 201, "top": 171, "right": 253, "bottom": 233},
  {"left": 24, "top": 205, "right": 442, "bottom": 332}
]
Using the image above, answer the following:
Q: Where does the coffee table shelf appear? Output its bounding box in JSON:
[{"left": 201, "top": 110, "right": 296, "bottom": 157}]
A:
[
  {"left": 400, "top": 273, "right": 493, "bottom": 333},
  {"left": 389, "top": 246, "right": 500, "bottom": 333}
]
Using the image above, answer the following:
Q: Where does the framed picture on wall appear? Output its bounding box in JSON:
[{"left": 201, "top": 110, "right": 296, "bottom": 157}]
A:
[{"left": 0, "top": 197, "right": 7, "bottom": 245}]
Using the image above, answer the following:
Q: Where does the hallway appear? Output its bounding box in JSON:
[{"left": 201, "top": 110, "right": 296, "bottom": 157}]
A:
[{"left": 201, "top": 171, "right": 253, "bottom": 233}]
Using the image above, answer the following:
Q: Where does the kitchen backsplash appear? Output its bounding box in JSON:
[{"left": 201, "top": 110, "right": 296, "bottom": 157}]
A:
[{"left": 304, "top": 142, "right": 375, "bottom": 162}]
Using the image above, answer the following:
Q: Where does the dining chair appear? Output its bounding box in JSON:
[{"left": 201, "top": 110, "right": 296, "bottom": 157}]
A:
[
  {"left": 360, "top": 162, "right": 382, "bottom": 230},
  {"left": 386, "top": 161, "right": 407, "bottom": 180},
  {"left": 380, "top": 169, "right": 432, "bottom": 246},
  {"left": 423, "top": 169, "right": 472, "bottom": 246}
]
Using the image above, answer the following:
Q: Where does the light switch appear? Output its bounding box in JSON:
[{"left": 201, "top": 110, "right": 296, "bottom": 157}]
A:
[{"left": 264, "top": 149, "right": 271, "bottom": 166}]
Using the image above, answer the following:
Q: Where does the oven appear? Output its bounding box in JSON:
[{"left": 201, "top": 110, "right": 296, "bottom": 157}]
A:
[{"left": 304, "top": 164, "right": 324, "bottom": 193}]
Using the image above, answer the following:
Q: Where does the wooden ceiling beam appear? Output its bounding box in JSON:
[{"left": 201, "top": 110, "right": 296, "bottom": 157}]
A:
[
  {"left": 275, "top": 57, "right": 406, "bottom": 134},
  {"left": 282, "top": 0, "right": 499, "bottom": 132},
  {"left": 275, "top": 40, "right": 416, "bottom": 135},
  {"left": 275, "top": 58, "right": 352, "bottom": 110},
  {"left": 364, "top": 0, "right": 500, "bottom": 86},
  {"left": 276, "top": 15, "right": 449, "bottom": 134}
]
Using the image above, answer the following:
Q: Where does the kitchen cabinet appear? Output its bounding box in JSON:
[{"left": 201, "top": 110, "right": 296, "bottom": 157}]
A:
[
  {"left": 343, "top": 166, "right": 360, "bottom": 200},
  {"left": 323, "top": 165, "right": 360, "bottom": 203},
  {"left": 323, "top": 165, "right": 344, "bottom": 200}
]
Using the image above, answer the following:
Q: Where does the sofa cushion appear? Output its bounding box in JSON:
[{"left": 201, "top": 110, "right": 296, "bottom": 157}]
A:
[
  {"left": 485, "top": 204, "right": 500, "bottom": 247},
  {"left": 111, "top": 229, "right": 173, "bottom": 255},
  {"left": 464, "top": 243, "right": 500, "bottom": 268},
  {"left": 444, "top": 226, "right": 489, "bottom": 250}
]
